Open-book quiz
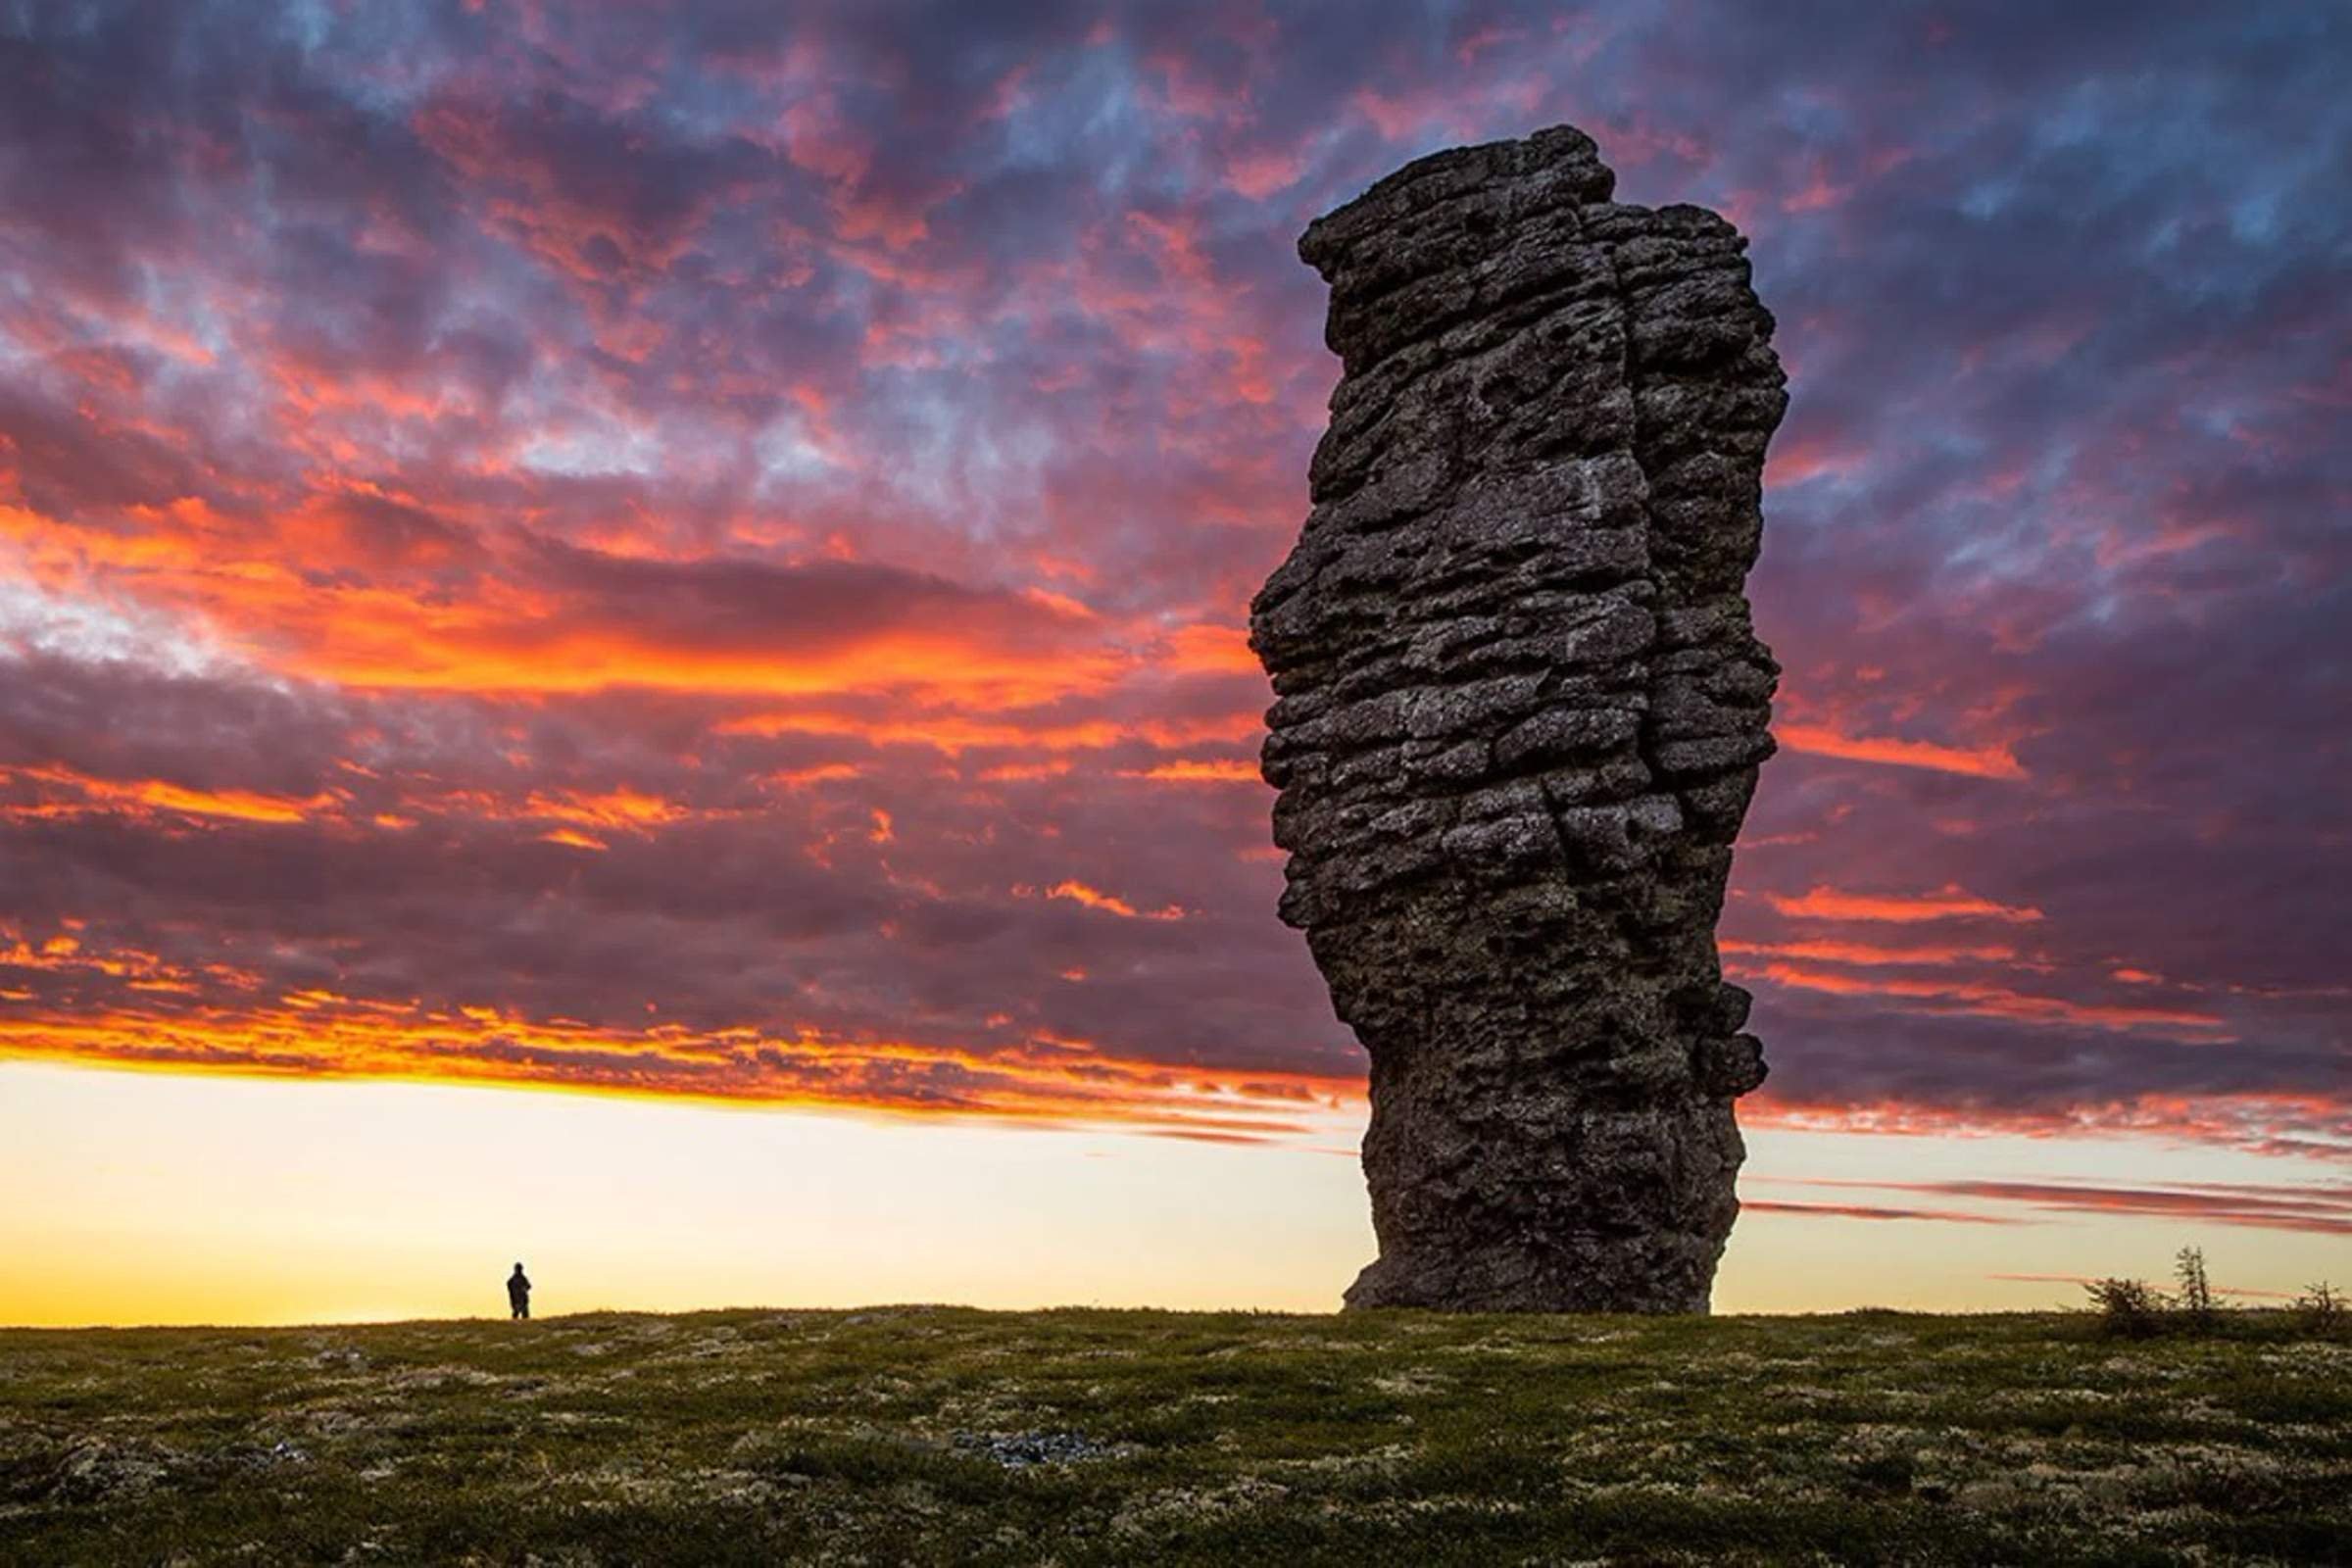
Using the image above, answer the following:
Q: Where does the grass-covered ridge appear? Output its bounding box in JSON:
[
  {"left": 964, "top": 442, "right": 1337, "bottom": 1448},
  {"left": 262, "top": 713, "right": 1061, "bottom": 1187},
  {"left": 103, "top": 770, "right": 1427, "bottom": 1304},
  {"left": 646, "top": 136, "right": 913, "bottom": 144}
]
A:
[{"left": 2, "top": 1307, "right": 2346, "bottom": 1565}]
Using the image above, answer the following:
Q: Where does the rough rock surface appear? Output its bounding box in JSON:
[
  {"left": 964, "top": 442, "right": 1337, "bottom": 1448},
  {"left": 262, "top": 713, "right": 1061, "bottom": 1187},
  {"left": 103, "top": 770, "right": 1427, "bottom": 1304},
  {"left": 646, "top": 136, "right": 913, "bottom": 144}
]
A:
[{"left": 1250, "top": 125, "right": 1786, "bottom": 1313}]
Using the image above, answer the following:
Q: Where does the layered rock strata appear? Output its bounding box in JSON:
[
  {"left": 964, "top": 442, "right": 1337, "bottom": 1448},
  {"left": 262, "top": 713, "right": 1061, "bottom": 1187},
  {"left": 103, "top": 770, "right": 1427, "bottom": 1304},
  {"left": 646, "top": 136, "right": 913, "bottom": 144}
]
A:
[{"left": 1250, "top": 125, "right": 1786, "bottom": 1313}]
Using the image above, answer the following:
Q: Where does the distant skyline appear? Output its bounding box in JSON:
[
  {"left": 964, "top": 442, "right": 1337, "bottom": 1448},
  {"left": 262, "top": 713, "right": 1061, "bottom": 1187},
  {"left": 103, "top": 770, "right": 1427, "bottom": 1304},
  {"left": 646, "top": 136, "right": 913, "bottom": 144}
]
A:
[{"left": 3, "top": 0, "right": 2347, "bottom": 1323}]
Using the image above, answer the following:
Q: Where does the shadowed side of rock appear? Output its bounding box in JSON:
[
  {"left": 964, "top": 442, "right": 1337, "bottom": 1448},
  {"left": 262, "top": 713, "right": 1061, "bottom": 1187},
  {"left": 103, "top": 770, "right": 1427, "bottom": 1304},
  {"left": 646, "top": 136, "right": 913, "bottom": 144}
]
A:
[{"left": 1249, "top": 125, "right": 1786, "bottom": 1313}]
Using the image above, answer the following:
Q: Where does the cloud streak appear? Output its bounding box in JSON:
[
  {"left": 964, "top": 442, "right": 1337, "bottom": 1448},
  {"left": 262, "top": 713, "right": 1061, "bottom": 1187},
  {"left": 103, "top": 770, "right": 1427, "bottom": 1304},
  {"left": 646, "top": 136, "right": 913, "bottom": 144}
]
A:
[{"left": 1787, "top": 1178, "right": 2352, "bottom": 1238}]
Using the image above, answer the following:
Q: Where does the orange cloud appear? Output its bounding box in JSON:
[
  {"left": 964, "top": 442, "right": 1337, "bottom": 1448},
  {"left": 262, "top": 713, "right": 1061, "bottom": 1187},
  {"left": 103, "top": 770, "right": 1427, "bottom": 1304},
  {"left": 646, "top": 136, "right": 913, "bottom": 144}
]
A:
[
  {"left": 1749, "top": 961, "right": 2230, "bottom": 1038},
  {"left": 1720, "top": 937, "right": 2019, "bottom": 966},
  {"left": 1122, "top": 759, "right": 1262, "bottom": 784},
  {"left": 0, "top": 999, "right": 1363, "bottom": 1146},
  {"left": 1765, "top": 885, "right": 2045, "bottom": 923},
  {"left": 1037, "top": 881, "right": 1184, "bottom": 920},
  {"left": 130, "top": 780, "right": 321, "bottom": 823},
  {"left": 8, "top": 498, "right": 1136, "bottom": 710},
  {"left": 0, "top": 765, "right": 326, "bottom": 825},
  {"left": 294, "top": 619, "right": 1127, "bottom": 705},
  {"left": 713, "top": 707, "right": 1260, "bottom": 756},
  {"left": 1779, "top": 722, "right": 2028, "bottom": 780},
  {"left": 523, "top": 788, "right": 691, "bottom": 829},
  {"left": 0, "top": 926, "right": 262, "bottom": 993},
  {"left": 1159, "top": 621, "right": 1260, "bottom": 674}
]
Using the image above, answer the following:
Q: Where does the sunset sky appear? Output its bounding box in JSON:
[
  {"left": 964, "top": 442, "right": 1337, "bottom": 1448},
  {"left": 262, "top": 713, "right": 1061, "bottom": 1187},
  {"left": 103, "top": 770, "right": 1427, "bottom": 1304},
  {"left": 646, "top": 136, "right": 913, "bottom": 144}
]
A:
[{"left": 2, "top": 0, "right": 2346, "bottom": 1325}]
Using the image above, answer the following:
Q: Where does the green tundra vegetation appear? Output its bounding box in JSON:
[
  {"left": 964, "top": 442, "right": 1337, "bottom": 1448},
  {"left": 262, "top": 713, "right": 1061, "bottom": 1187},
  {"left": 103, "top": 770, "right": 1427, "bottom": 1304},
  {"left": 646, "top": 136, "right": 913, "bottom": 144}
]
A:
[{"left": 2, "top": 1306, "right": 2346, "bottom": 1565}]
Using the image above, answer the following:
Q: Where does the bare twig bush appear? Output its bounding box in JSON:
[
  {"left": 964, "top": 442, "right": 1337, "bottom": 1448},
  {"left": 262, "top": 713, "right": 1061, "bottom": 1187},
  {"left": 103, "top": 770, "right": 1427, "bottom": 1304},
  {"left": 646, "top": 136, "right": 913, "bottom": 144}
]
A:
[
  {"left": 2084, "top": 1277, "right": 2171, "bottom": 1338},
  {"left": 2295, "top": 1281, "right": 2345, "bottom": 1337},
  {"left": 2175, "top": 1247, "right": 2218, "bottom": 1331}
]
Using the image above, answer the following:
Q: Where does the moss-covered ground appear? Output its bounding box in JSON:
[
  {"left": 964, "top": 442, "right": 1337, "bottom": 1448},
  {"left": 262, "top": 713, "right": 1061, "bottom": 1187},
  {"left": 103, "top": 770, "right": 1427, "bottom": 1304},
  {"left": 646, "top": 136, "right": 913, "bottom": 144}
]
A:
[{"left": 2, "top": 1306, "right": 2346, "bottom": 1565}]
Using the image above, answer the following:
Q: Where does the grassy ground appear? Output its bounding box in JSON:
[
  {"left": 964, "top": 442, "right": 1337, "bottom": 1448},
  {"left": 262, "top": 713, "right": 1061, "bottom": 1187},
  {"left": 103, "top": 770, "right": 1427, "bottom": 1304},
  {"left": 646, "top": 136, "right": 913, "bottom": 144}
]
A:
[{"left": 1, "top": 1306, "right": 2346, "bottom": 1565}]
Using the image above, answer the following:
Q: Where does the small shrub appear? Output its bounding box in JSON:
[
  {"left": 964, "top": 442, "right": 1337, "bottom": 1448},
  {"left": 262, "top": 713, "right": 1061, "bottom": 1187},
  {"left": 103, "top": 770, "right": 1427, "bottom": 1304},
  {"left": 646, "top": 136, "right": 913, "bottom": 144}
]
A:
[
  {"left": 2175, "top": 1247, "right": 2218, "bottom": 1332},
  {"left": 2294, "top": 1281, "right": 2345, "bottom": 1337},
  {"left": 2085, "top": 1277, "right": 2170, "bottom": 1338},
  {"left": 1845, "top": 1448, "right": 1918, "bottom": 1494}
]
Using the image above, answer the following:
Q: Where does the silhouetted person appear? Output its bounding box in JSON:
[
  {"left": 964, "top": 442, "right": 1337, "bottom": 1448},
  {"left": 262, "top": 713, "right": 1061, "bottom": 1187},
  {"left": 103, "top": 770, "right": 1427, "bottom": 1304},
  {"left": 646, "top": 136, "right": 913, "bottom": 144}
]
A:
[{"left": 508, "top": 1262, "right": 531, "bottom": 1320}]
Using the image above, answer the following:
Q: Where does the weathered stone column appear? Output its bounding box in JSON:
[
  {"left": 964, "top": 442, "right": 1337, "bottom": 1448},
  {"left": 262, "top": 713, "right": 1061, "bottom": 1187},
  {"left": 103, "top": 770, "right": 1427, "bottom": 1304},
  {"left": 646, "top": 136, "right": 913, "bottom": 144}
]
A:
[{"left": 1250, "top": 125, "right": 1786, "bottom": 1312}]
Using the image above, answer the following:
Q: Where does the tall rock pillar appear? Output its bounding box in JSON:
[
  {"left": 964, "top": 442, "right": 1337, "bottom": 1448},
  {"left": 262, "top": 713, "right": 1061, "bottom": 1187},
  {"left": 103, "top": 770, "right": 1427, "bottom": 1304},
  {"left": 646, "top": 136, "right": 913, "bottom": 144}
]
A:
[{"left": 1250, "top": 125, "right": 1787, "bottom": 1312}]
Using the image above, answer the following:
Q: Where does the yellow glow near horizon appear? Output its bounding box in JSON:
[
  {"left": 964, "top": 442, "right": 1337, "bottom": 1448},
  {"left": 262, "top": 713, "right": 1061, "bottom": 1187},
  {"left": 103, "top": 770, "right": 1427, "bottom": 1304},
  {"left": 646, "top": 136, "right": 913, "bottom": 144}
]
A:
[
  {"left": 1, "top": 1061, "right": 2344, "bottom": 1327},
  {"left": 0, "top": 1062, "right": 1372, "bottom": 1327}
]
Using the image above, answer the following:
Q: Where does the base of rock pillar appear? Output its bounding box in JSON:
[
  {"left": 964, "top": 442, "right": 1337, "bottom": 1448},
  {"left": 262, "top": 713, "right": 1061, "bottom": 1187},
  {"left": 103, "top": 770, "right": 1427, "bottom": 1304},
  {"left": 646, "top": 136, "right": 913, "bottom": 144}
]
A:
[{"left": 1344, "top": 1229, "right": 1735, "bottom": 1314}]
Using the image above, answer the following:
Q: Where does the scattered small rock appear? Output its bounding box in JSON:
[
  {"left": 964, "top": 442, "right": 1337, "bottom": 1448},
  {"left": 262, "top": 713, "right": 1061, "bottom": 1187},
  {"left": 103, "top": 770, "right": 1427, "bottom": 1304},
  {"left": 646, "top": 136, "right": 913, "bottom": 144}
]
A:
[
  {"left": 952, "top": 1429, "right": 1115, "bottom": 1468},
  {"left": 35, "top": 1437, "right": 176, "bottom": 1503}
]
